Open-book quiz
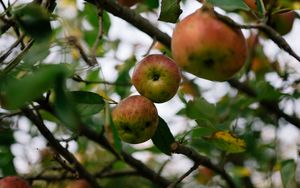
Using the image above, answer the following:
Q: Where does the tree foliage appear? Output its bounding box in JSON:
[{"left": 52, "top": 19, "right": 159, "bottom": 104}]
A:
[{"left": 0, "top": 0, "right": 299, "bottom": 187}]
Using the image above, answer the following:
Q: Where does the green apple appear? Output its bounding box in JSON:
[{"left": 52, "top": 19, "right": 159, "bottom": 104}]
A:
[
  {"left": 171, "top": 7, "right": 247, "bottom": 81},
  {"left": 112, "top": 95, "right": 158, "bottom": 144},
  {"left": 132, "top": 54, "right": 181, "bottom": 103},
  {"left": 0, "top": 176, "right": 30, "bottom": 188}
]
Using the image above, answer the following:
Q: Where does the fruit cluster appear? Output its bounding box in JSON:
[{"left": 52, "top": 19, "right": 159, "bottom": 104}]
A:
[{"left": 112, "top": 54, "right": 181, "bottom": 144}]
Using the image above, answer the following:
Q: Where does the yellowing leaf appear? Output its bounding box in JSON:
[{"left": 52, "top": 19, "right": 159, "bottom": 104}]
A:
[
  {"left": 210, "top": 130, "right": 246, "bottom": 153},
  {"left": 232, "top": 166, "right": 251, "bottom": 177}
]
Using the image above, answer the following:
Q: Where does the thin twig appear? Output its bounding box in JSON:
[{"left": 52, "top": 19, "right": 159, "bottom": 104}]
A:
[
  {"left": 66, "top": 36, "right": 97, "bottom": 66},
  {"left": 0, "top": 34, "right": 25, "bottom": 63},
  {"left": 2, "top": 39, "right": 34, "bottom": 74},
  {"left": 167, "top": 163, "right": 199, "bottom": 188},
  {"left": 91, "top": 3, "right": 103, "bottom": 62},
  {"left": 72, "top": 75, "right": 131, "bottom": 86},
  {"left": 0, "top": 111, "right": 22, "bottom": 120}
]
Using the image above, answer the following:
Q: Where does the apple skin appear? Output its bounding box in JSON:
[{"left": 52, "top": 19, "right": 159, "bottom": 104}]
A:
[
  {"left": 244, "top": 0, "right": 257, "bottom": 10},
  {"left": 270, "top": 11, "right": 295, "bottom": 36},
  {"left": 117, "top": 0, "right": 139, "bottom": 7},
  {"left": 112, "top": 95, "right": 158, "bottom": 144},
  {"left": 132, "top": 54, "right": 181, "bottom": 103},
  {"left": 0, "top": 176, "right": 30, "bottom": 188},
  {"left": 66, "top": 179, "right": 91, "bottom": 188},
  {"left": 171, "top": 8, "right": 247, "bottom": 81}
]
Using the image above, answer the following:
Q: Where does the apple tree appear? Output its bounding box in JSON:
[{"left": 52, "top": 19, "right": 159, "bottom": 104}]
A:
[{"left": 0, "top": 0, "right": 300, "bottom": 187}]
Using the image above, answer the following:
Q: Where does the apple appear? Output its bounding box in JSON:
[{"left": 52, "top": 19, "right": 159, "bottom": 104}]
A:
[
  {"left": 132, "top": 54, "right": 181, "bottom": 103},
  {"left": 0, "top": 176, "right": 30, "bottom": 188},
  {"left": 195, "top": 167, "right": 214, "bottom": 184},
  {"left": 66, "top": 179, "right": 91, "bottom": 188},
  {"left": 244, "top": 0, "right": 257, "bottom": 10},
  {"left": 117, "top": 0, "right": 139, "bottom": 7},
  {"left": 171, "top": 7, "right": 247, "bottom": 81},
  {"left": 112, "top": 95, "right": 158, "bottom": 144},
  {"left": 270, "top": 11, "right": 296, "bottom": 35}
]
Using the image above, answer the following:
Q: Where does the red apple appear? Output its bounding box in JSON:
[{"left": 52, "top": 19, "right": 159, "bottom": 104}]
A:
[
  {"left": 132, "top": 54, "right": 181, "bottom": 103},
  {"left": 0, "top": 176, "right": 30, "bottom": 188},
  {"left": 66, "top": 179, "right": 91, "bottom": 188},
  {"left": 171, "top": 7, "right": 247, "bottom": 81},
  {"left": 112, "top": 95, "right": 158, "bottom": 144},
  {"left": 244, "top": 0, "right": 257, "bottom": 10}
]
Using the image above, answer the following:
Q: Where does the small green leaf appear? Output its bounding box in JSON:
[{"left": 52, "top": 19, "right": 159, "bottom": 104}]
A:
[
  {"left": 186, "top": 98, "right": 217, "bottom": 122},
  {"left": 191, "top": 127, "right": 214, "bottom": 138},
  {"left": 252, "top": 81, "right": 282, "bottom": 102},
  {"left": 151, "top": 117, "right": 175, "bottom": 155},
  {"left": 256, "top": 0, "right": 266, "bottom": 17},
  {"left": 13, "top": 3, "right": 52, "bottom": 41},
  {"left": 207, "top": 0, "right": 250, "bottom": 11},
  {"left": 144, "top": 0, "right": 159, "bottom": 9},
  {"left": 23, "top": 40, "right": 50, "bottom": 65},
  {"left": 115, "top": 57, "right": 135, "bottom": 98},
  {"left": 71, "top": 91, "right": 105, "bottom": 116},
  {"left": 158, "top": 0, "right": 182, "bottom": 23},
  {"left": 280, "top": 159, "right": 297, "bottom": 188},
  {"left": 3, "top": 64, "right": 69, "bottom": 109},
  {"left": 0, "top": 146, "right": 16, "bottom": 175}
]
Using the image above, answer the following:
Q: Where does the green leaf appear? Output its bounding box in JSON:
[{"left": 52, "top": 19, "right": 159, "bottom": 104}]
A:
[
  {"left": 0, "top": 146, "right": 16, "bottom": 175},
  {"left": 115, "top": 57, "right": 135, "bottom": 98},
  {"left": 151, "top": 117, "right": 175, "bottom": 155},
  {"left": 191, "top": 127, "right": 214, "bottom": 138},
  {"left": 207, "top": 0, "right": 250, "bottom": 11},
  {"left": 53, "top": 77, "right": 81, "bottom": 131},
  {"left": 280, "top": 159, "right": 297, "bottom": 188},
  {"left": 158, "top": 0, "right": 182, "bottom": 23},
  {"left": 252, "top": 81, "right": 282, "bottom": 102},
  {"left": 13, "top": 3, "right": 52, "bottom": 41},
  {"left": 186, "top": 98, "right": 217, "bottom": 122},
  {"left": 23, "top": 40, "right": 50, "bottom": 65},
  {"left": 256, "top": 0, "right": 266, "bottom": 17},
  {"left": 3, "top": 64, "right": 69, "bottom": 109},
  {"left": 144, "top": 0, "right": 159, "bottom": 9},
  {"left": 70, "top": 91, "right": 105, "bottom": 116}
]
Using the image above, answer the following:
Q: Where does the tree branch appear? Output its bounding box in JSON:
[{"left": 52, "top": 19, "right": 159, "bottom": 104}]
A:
[
  {"left": 80, "top": 125, "right": 172, "bottom": 188},
  {"left": 27, "top": 170, "right": 139, "bottom": 182},
  {"left": 85, "top": 0, "right": 171, "bottom": 48},
  {"left": 171, "top": 142, "right": 237, "bottom": 188},
  {"left": 228, "top": 79, "right": 300, "bottom": 129},
  {"left": 22, "top": 107, "right": 102, "bottom": 188}
]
